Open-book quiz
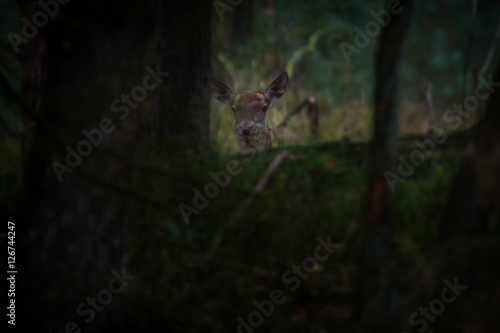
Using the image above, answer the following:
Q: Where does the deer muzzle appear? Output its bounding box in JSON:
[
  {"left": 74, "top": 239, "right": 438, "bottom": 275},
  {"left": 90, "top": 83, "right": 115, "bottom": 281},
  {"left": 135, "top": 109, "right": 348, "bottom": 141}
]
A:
[{"left": 238, "top": 123, "right": 255, "bottom": 136}]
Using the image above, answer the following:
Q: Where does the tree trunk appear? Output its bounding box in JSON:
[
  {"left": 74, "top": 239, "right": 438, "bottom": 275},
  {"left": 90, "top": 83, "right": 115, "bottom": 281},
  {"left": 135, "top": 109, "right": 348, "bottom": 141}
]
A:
[
  {"left": 6, "top": 1, "right": 154, "bottom": 330},
  {"left": 155, "top": 0, "right": 212, "bottom": 155},
  {"left": 435, "top": 64, "right": 500, "bottom": 333},
  {"left": 230, "top": 0, "right": 253, "bottom": 54},
  {"left": 359, "top": 1, "right": 414, "bottom": 330}
]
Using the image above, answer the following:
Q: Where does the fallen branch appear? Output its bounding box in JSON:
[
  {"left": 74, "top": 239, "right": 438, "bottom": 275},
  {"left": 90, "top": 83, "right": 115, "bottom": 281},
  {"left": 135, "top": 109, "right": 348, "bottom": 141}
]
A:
[
  {"left": 277, "top": 96, "right": 319, "bottom": 138},
  {"left": 203, "top": 149, "right": 290, "bottom": 263},
  {"left": 277, "top": 97, "right": 310, "bottom": 129}
]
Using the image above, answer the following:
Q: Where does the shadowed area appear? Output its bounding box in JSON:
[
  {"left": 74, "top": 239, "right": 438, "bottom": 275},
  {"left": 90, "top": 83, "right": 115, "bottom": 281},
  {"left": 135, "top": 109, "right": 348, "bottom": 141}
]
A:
[{"left": 1, "top": 1, "right": 500, "bottom": 332}]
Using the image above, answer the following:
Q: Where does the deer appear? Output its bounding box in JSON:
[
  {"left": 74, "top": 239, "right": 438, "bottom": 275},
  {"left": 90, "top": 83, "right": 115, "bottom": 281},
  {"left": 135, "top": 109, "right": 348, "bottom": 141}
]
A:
[{"left": 209, "top": 72, "right": 288, "bottom": 152}]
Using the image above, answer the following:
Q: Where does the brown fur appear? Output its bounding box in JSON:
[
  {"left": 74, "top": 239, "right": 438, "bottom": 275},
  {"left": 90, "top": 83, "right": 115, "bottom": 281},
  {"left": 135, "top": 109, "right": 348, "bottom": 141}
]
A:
[{"left": 209, "top": 73, "right": 288, "bottom": 152}]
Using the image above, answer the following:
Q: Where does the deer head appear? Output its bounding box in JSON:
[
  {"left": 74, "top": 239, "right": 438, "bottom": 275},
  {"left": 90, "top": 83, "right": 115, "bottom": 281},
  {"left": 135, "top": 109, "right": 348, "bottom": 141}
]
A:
[{"left": 209, "top": 72, "right": 288, "bottom": 152}]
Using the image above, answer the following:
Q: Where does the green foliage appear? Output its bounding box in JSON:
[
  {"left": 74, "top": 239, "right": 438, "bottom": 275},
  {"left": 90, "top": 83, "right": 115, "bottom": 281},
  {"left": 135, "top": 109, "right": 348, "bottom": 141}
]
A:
[
  {"left": 212, "top": 0, "right": 500, "bottom": 153},
  {"left": 285, "top": 25, "right": 351, "bottom": 78},
  {"left": 122, "top": 144, "right": 462, "bottom": 332}
]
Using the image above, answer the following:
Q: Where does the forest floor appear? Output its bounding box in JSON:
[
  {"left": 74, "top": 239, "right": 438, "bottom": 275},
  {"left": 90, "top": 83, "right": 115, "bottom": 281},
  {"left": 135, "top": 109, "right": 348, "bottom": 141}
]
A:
[{"left": 119, "top": 137, "right": 467, "bottom": 332}]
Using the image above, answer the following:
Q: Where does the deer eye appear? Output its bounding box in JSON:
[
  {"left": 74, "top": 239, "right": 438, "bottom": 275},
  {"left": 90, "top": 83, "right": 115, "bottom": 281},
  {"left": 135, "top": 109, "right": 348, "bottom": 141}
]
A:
[{"left": 261, "top": 106, "right": 269, "bottom": 112}]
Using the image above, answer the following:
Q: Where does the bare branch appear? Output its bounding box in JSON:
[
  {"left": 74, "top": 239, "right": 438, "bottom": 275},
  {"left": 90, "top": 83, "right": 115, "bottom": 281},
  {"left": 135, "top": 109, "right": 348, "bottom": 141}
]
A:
[
  {"left": 478, "top": 19, "right": 500, "bottom": 77},
  {"left": 203, "top": 149, "right": 290, "bottom": 263}
]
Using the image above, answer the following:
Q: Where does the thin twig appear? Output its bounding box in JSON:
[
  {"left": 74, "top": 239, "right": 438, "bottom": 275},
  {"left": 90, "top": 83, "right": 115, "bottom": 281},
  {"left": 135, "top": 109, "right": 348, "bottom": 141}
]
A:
[
  {"left": 203, "top": 149, "right": 290, "bottom": 263},
  {"left": 277, "top": 98, "right": 310, "bottom": 129},
  {"left": 478, "top": 19, "right": 500, "bottom": 77},
  {"left": 252, "top": 150, "right": 290, "bottom": 193}
]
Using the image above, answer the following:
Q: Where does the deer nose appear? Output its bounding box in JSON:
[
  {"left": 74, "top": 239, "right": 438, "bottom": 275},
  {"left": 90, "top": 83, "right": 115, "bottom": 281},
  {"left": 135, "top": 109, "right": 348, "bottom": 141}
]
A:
[{"left": 239, "top": 124, "right": 255, "bottom": 135}]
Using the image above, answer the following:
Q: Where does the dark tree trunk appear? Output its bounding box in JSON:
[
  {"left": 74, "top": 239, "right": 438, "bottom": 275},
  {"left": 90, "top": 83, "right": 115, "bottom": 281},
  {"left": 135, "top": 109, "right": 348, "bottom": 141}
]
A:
[
  {"left": 359, "top": 1, "right": 414, "bottom": 330},
  {"left": 435, "top": 64, "right": 500, "bottom": 333},
  {"left": 230, "top": 0, "right": 253, "bottom": 54},
  {"left": 156, "top": 0, "right": 212, "bottom": 155},
  {"left": 6, "top": 2, "right": 155, "bottom": 330}
]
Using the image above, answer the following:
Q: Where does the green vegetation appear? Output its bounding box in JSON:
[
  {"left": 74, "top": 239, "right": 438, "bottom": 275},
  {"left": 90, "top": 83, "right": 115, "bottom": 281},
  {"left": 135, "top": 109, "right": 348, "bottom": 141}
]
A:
[{"left": 120, "top": 143, "right": 462, "bottom": 331}]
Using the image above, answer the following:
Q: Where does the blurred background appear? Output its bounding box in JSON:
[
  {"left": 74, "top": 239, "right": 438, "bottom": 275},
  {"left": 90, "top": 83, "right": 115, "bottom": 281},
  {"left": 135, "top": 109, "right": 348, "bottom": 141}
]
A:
[{"left": 1, "top": 0, "right": 500, "bottom": 332}]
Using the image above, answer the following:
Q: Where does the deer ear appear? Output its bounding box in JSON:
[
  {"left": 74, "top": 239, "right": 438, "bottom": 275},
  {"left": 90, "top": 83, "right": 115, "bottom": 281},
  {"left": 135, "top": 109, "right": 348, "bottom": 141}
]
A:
[
  {"left": 208, "top": 76, "right": 233, "bottom": 105},
  {"left": 264, "top": 72, "right": 288, "bottom": 103}
]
